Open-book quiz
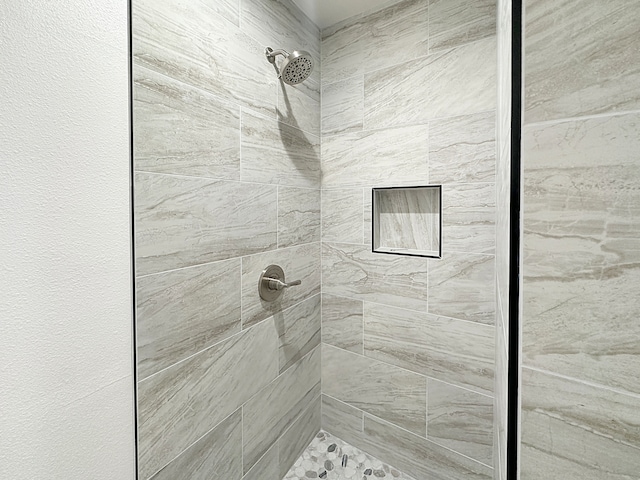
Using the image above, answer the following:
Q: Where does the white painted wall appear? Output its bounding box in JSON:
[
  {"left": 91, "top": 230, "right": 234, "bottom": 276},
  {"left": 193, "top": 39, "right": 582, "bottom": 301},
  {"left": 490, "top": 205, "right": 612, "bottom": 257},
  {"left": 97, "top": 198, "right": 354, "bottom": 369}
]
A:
[{"left": 0, "top": 1, "right": 135, "bottom": 478}]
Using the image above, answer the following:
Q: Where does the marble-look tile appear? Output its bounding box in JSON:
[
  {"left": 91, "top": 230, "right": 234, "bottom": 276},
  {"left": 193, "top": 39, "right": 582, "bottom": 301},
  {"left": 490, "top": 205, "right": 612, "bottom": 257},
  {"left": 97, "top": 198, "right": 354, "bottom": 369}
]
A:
[
  {"left": 322, "top": 344, "right": 427, "bottom": 436},
  {"left": 321, "top": 77, "right": 363, "bottom": 136},
  {"left": 524, "top": 0, "right": 640, "bottom": 123},
  {"left": 149, "top": 409, "right": 242, "bottom": 480},
  {"left": 363, "top": 414, "right": 492, "bottom": 479},
  {"left": 277, "top": 187, "right": 320, "bottom": 248},
  {"left": 364, "top": 302, "right": 495, "bottom": 395},
  {"left": 442, "top": 183, "right": 496, "bottom": 255},
  {"left": 428, "top": 252, "right": 495, "bottom": 325},
  {"left": 321, "top": 294, "right": 363, "bottom": 354},
  {"left": 138, "top": 318, "right": 278, "bottom": 479},
  {"left": 242, "top": 347, "right": 320, "bottom": 474},
  {"left": 240, "top": 110, "right": 320, "bottom": 188},
  {"left": 429, "top": 111, "right": 496, "bottom": 184},
  {"left": 277, "top": 294, "right": 321, "bottom": 373},
  {"left": 321, "top": 19, "right": 368, "bottom": 86},
  {"left": 427, "top": 379, "right": 494, "bottom": 465},
  {"left": 134, "top": 174, "right": 277, "bottom": 276},
  {"left": 322, "top": 242, "right": 428, "bottom": 312},
  {"left": 522, "top": 114, "right": 640, "bottom": 394},
  {"left": 321, "top": 394, "right": 364, "bottom": 441},
  {"left": 133, "top": 0, "right": 275, "bottom": 117},
  {"left": 278, "top": 81, "right": 321, "bottom": 137},
  {"left": 134, "top": 66, "right": 241, "bottom": 180},
  {"left": 136, "top": 259, "right": 241, "bottom": 380},
  {"left": 321, "top": 189, "right": 364, "bottom": 244},
  {"left": 278, "top": 396, "right": 322, "bottom": 478},
  {"left": 364, "top": 36, "right": 496, "bottom": 129},
  {"left": 429, "top": 0, "right": 496, "bottom": 52},
  {"left": 242, "top": 443, "right": 279, "bottom": 480},
  {"left": 321, "top": 125, "right": 430, "bottom": 188},
  {"left": 521, "top": 368, "right": 640, "bottom": 479},
  {"left": 241, "top": 242, "right": 321, "bottom": 328}
]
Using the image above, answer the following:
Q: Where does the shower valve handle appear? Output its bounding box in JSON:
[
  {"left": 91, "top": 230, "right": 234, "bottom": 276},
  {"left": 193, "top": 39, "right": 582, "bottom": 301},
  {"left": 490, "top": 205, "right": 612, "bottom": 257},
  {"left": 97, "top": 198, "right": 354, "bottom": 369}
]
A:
[
  {"left": 265, "top": 277, "right": 301, "bottom": 291},
  {"left": 258, "top": 264, "right": 302, "bottom": 302}
]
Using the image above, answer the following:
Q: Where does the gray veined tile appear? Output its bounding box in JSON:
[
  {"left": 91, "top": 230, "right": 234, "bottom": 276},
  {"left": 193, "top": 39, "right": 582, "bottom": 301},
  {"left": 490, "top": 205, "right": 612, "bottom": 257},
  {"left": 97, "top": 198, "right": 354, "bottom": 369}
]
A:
[
  {"left": 240, "top": 109, "right": 320, "bottom": 188},
  {"left": 364, "top": 302, "right": 495, "bottom": 395},
  {"left": 277, "top": 186, "right": 320, "bottom": 248},
  {"left": 521, "top": 368, "right": 640, "bottom": 479},
  {"left": 133, "top": 66, "right": 241, "bottom": 180},
  {"left": 137, "top": 318, "right": 278, "bottom": 480},
  {"left": 149, "top": 409, "right": 242, "bottom": 480},
  {"left": 134, "top": 174, "right": 277, "bottom": 276},
  {"left": 364, "top": 36, "right": 496, "bottom": 129},
  {"left": 242, "top": 347, "right": 320, "bottom": 474},
  {"left": 321, "top": 294, "right": 363, "bottom": 354},
  {"left": 133, "top": 0, "right": 275, "bottom": 117},
  {"left": 278, "top": 396, "right": 322, "bottom": 478},
  {"left": 322, "top": 242, "right": 428, "bottom": 312},
  {"left": 442, "top": 183, "right": 496, "bottom": 255},
  {"left": 321, "top": 76, "right": 364, "bottom": 136},
  {"left": 524, "top": 0, "right": 640, "bottom": 123},
  {"left": 277, "top": 80, "right": 321, "bottom": 137},
  {"left": 276, "top": 294, "right": 321, "bottom": 373},
  {"left": 428, "top": 251, "right": 495, "bottom": 325},
  {"left": 427, "top": 379, "right": 494, "bottom": 465},
  {"left": 322, "top": 344, "right": 427, "bottom": 436},
  {"left": 136, "top": 258, "right": 241, "bottom": 380},
  {"left": 321, "top": 189, "right": 364, "bottom": 244},
  {"left": 429, "top": 0, "right": 497, "bottom": 53},
  {"left": 321, "top": 394, "right": 364, "bottom": 442},
  {"left": 241, "top": 242, "right": 321, "bottom": 328},
  {"left": 429, "top": 111, "right": 496, "bottom": 184},
  {"left": 364, "top": 189, "right": 372, "bottom": 245},
  {"left": 321, "top": 18, "right": 368, "bottom": 86},
  {"left": 242, "top": 443, "right": 279, "bottom": 480}
]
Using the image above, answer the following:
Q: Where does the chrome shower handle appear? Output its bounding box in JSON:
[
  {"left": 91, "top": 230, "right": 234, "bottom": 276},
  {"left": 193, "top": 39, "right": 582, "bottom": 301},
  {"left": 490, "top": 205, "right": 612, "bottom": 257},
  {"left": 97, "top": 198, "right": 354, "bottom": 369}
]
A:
[{"left": 264, "top": 277, "right": 301, "bottom": 291}]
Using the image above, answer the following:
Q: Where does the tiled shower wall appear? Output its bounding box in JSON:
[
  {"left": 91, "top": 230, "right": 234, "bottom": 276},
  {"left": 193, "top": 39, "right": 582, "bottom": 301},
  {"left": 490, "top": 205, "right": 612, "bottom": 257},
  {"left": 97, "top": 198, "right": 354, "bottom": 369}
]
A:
[
  {"left": 319, "top": 0, "right": 498, "bottom": 478},
  {"left": 521, "top": 0, "right": 640, "bottom": 478},
  {"left": 132, "top": 0, "right": 322, "bottom": 478}
]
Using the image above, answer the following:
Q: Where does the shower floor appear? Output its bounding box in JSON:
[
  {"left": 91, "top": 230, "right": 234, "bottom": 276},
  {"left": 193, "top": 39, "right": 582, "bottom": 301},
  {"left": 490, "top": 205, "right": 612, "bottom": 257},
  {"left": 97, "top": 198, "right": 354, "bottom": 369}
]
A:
[{"left": 283, "top": 431, "right": 416, "bottom": 480}]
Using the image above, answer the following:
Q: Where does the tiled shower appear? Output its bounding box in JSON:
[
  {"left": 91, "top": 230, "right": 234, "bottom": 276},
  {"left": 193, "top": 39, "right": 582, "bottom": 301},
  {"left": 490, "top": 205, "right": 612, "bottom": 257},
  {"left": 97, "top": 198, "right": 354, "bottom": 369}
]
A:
[{"left": 132, "top": 1, "right": 640, "bottom": 480}]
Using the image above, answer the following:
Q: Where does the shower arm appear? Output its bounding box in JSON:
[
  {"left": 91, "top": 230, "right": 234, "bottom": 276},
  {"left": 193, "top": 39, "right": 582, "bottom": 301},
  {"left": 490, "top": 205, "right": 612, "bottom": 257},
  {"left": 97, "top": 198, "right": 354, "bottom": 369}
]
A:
[{"left": 265, "top": 47, "right": 289, "bottom": 63}]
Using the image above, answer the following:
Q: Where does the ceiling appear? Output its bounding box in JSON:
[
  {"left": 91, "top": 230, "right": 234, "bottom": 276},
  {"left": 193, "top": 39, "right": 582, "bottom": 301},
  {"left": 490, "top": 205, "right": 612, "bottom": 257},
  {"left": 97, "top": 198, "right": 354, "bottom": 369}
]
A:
[{"left": 292, "top": 0, "right": 402, "bottom": 29}]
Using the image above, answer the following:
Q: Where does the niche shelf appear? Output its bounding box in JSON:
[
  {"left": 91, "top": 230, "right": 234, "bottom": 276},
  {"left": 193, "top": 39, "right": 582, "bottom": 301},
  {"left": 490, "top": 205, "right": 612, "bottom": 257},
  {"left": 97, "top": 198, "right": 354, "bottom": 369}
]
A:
[{"left": 372, "top": 185, "right": 442, "bottom": 258}]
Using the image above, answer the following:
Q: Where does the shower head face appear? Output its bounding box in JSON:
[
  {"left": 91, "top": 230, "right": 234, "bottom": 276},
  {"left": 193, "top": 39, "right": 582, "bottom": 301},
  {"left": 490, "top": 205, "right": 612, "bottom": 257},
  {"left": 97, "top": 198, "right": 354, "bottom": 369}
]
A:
[{"left": 280, "top": 50, "right": 313, "bottom": 85}]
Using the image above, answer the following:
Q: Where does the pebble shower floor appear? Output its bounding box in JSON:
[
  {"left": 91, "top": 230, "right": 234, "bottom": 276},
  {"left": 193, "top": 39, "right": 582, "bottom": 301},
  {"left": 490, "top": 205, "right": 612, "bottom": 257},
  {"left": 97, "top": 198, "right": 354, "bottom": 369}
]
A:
[{"left": 283, "top": 431, "right": 416, "bottom": 480}]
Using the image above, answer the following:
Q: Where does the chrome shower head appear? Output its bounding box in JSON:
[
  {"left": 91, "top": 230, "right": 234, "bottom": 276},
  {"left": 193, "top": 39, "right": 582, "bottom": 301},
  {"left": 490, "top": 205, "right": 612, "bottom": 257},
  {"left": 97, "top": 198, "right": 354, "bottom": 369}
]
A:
[{"left": 265, "top": 47, "right": 314, "bottom": 85}]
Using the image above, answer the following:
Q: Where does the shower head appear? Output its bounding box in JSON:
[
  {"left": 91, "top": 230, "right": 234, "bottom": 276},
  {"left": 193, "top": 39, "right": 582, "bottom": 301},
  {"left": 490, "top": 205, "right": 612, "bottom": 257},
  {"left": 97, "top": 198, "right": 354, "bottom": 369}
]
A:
[{"left": 265, "top": 47, "right": 314, "bottom": 85}]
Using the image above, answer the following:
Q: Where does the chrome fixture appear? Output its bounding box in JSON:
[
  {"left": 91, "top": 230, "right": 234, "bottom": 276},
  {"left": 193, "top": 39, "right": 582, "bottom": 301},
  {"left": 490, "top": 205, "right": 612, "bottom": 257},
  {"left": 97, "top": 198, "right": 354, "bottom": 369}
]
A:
[
  {"left": 265, "top": 47, "right": 314, "bottom": 85},
  {"left": 258, "top": 264, "right": 302, "bottom": 302}
]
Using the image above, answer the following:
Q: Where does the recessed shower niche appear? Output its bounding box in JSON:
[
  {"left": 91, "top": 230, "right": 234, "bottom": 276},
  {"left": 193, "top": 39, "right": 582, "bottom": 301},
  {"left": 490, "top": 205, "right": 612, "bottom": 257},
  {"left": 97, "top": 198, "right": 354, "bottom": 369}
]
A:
[{"left": 372, "top": 186, "right": 442, "bottom": 258}]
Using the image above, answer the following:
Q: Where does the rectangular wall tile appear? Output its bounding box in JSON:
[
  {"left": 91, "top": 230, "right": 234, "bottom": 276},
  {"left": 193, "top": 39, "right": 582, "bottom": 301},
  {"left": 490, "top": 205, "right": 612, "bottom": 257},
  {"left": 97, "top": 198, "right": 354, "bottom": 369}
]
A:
[
  {"left": 429, "top": 0, "right": 497, "bottom": 52},
  {"left": 521, "top": 368, "right": 640, "bottom": 479},
  {"left": 241, "top": 242, "right": 321, "bottom": 328},
  {"left": 322, "top": 242, "right": 428, "bottom": 312},
  {"left": 149, "top": 409, "right": 242, "bottom": 480},
  {"left": 322, "top": 18, "right": 368, "bottom": 86},
  {"left": 427, "top": 379, "right": 494, "bottom": 465},
  {"left": 242, "top": 347, "right": 321, "bottom": 474},
  {"left": 133, "top": 0, "right": 275, "bottom": 116},
  {"left": 136, "top": 258, "right": 241, "bottom": 380},
  {"left": 364, "top": 36, "right": 496, "bottom": 129},
  {"left": 278, "top": 294, "right": 321, "bottom": 373},
  {"left": 321, "top": 189, "right": 364, "bottom": 243},
  {"left": 278, "top": 396, "right": 322, "bottom": 478},
  {"left": 429, "top": 111, "right": 496, "bottom": 184},
  {"left": 134, "top": 174, "right": 277, "bottom": 275},
  {"left": 241, "top": 110, "right": 320, "bottom": 188},
  {"left": 277, "top": 186, "right": 320, "bottom": 248},
  {"left": 134, "top": 66, "right": 241, "bottom": 180},
  {"left": 364, "top": 302, "right": 495, "bottom": 395},
  {"left": 322, "top": 77, "right": 364, "bottom": 136},
  {"left": 278, "top": 82, "right": 321, "bottom": 136},
  {"left": 322, "top": 344, "right": 427, "bottom": 436},
  {"left": 138, "top": 318, "right": 279, "bottom": 480},
  {"left": 321, "top": 394, "right": 364, "bottom": 442},
  {"left": 428, "top": 252, "right": 495, "bottom": 325},
  {"left": 242, "top": 443, "right": 279, "bottom": 480},
  {"left": 442, "top": 183, "right": 496, "bottom": 255},
  {"left": 321, "top": 294, "right": 363, "bottom": 354},
  {"left": 524, "top": 0, "right": 640, "bottom": 122}
]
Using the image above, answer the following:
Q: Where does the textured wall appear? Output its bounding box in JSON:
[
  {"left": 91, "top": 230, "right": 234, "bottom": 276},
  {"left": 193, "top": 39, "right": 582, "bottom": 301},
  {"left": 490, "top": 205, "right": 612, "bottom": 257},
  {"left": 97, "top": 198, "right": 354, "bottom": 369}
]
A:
[
  {"left": 0, "top": 1, "right": 135, "bottom": 479},
  {"left": 319, "top": 0, "right": 498, "bottom": 478},
  {"left": 521, "top": 0, "right": 640, "bottom": 477},
  {"left": 132, "top": 0, "right": 322, "bottom": 478}
]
